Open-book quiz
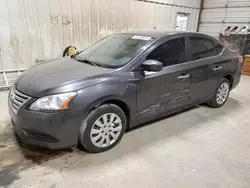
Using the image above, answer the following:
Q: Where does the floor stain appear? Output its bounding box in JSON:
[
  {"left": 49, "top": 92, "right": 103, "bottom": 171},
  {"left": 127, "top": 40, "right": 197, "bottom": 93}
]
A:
[
  {"left": 0, "top": 121, "right": 15, "bottom": 149},
  {"left": 0, "top": 162, "right": 27, "bottom": 187}
]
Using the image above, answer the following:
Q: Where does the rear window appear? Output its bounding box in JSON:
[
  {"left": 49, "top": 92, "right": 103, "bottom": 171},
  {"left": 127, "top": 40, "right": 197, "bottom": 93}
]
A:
[{"left": 189, "top": 37, "right": 215, "bottom": 60}]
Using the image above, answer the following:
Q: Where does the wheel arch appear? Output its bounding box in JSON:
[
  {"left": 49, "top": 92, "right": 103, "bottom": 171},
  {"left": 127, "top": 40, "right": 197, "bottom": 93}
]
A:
[
  {"left": 85, "top": 96, "right": 132, "bottom": 129},
  {"left": 224, "top": 75, "right": 233, "bottom": 89}
]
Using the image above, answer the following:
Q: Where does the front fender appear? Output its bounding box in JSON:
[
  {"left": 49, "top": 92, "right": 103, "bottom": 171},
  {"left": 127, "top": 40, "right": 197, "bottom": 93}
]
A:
[{"left": 68, "top": 81, "right": 137, "bottom": 123}]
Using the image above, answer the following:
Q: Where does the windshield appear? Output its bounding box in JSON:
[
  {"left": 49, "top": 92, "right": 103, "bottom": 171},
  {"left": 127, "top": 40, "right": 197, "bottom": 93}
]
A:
[{"left": 75, "top": 34, "right": 155, "bottom": 68}]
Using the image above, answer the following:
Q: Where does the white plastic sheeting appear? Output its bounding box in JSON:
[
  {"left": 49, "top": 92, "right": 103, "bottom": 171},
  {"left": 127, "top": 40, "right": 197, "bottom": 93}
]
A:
[{"left": 0, "top": 0, "right": 201, "bottom": 69}]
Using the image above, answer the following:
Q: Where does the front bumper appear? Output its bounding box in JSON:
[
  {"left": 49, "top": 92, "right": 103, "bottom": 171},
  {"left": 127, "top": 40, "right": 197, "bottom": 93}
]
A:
[{"left": 8, "top": 96, "right": 84, "bottom": 149}]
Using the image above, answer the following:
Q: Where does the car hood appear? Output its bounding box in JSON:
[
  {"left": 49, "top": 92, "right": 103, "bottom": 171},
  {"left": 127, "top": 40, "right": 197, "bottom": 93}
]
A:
[{"left": 15, "top": 57, "right": 112, "bottom": 97}]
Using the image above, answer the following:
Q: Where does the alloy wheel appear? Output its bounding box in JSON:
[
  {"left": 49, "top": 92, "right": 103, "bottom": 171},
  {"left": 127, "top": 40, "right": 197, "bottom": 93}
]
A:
[
  {"left": 90, "top": 113, "right": 122, "bottom": 148},
  {"left": 216, "top": 82, "right": 229, "bottom": 105}
]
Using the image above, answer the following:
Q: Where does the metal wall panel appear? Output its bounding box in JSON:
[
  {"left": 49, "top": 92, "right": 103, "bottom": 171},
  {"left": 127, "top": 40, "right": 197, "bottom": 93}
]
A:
[
  {"left": 151, "top": 0, "right": 201, "bottom": 8},
  {"left": 203, "top": 0, "right": 250, "bottom": 8},
  {"left": 199, "top": 0, "right": 250, "bottom": 38},
  {"left": 0, "top": 0, "right": 200, "bottom": 70}
]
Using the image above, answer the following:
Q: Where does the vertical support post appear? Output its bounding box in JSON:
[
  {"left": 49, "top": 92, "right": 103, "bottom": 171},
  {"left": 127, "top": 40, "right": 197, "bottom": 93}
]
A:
[{"left": 3, "top": 71, "right": 9, "bottom": 87}]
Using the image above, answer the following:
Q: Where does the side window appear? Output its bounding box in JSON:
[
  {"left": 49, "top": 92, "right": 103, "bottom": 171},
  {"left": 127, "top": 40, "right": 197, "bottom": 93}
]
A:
[
  {"left": 189, "top": 37, "right": 215, "bottom": 60},
  {"left": 214, "top": 41, "right": 224, "bottom": 55},
  {"left": 146, "top": 38, "right": 186, "bottom": 67}
]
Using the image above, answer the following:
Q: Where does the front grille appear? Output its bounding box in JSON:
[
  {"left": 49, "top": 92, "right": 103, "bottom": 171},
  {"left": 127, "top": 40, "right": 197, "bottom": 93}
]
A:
[{"left": 10, "top": 87, "right": 31, "bottom": 114}]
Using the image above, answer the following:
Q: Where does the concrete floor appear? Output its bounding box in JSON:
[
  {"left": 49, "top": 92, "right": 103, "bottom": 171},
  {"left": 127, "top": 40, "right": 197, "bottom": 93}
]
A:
[{"left": 1, "top": 76, "right": 250, "bottom": 188}]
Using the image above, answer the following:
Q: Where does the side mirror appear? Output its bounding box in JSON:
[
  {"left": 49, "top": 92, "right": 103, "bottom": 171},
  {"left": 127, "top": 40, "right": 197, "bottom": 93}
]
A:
[{"left": 141, "top": 60, "right": 163, "bottom": 72}]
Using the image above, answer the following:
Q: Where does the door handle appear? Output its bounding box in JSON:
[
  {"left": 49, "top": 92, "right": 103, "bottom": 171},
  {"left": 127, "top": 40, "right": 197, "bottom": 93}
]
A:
[
  {"left": 177, "top": 74, "right": 190, "bottom": 79},
  {"left": 213, "top": 66, "right": 222, "bottom": 71}
]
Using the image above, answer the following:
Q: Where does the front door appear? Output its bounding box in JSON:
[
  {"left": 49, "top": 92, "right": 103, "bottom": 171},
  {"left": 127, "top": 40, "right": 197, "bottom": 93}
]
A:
[{"left": 136, "top": 37, "right": 191, "bottom": 122}]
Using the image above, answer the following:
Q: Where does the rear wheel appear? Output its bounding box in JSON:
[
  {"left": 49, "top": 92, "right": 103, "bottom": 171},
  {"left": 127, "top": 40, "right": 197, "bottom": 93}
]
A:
[
  {"left": 79, "top": 104, "right": 127, "bottom": 153},
  {"left": 207, "top": 78, "right": 230, "bottom": 108}
]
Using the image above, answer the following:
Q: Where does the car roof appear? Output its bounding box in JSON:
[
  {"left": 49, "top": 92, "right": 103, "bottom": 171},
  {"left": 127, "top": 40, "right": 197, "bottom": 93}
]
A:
[{"left": 121, "top": 29, "right": 209, "bottom": 39}]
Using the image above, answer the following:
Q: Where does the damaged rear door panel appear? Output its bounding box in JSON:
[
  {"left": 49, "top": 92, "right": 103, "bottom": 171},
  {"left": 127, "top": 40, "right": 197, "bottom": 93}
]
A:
[{"left": 186, "top": 35, "right": 226, "bottom": 103}]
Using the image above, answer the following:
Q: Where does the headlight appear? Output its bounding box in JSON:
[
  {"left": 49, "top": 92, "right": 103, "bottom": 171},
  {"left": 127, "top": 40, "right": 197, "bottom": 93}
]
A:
[{"left": 29, "top": 92, "right": 77, "bottom": 111}]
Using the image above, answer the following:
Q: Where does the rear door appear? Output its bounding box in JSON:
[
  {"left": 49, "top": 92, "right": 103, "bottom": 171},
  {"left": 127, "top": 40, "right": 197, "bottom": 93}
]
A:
[{"left": 187, "top": 35, "right": 224, "bottom": 103}]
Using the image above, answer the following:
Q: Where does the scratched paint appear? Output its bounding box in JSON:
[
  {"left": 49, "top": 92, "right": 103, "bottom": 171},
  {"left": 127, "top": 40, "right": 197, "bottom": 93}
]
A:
[{"left": 0, "top": 0, "right": 201, "bottom": 71}]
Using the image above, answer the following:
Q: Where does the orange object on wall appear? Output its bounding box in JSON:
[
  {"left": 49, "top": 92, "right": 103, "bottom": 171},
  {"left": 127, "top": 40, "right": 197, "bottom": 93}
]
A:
[{"left": 242, "top": 56, "right": 250, "bottom": 76}]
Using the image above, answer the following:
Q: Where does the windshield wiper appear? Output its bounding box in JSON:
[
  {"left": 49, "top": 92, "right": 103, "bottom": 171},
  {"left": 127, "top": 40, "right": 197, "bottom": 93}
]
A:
[
  {"left": 81, "top": 59, "right": 98, "bottom": 67},
  {"left": 73, "top": 56, "right": 116, "bottom": 69},
  {"left": 74, "top": 57, "right": 98, "bottom": 67}
]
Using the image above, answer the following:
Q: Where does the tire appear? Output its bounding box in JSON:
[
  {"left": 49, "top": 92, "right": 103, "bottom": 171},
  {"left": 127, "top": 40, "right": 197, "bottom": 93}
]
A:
[
  {"left": 207, "top": 78, "right": 230, "bottom": 108},
  {"left": 79, "top": 104, "right": 127, "bottom": 153}
]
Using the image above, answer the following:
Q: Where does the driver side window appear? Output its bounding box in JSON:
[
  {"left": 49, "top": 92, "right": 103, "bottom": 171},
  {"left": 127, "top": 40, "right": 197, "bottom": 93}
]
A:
[{"left": 146, "top": 38, "right": 187, "bottom": 67}]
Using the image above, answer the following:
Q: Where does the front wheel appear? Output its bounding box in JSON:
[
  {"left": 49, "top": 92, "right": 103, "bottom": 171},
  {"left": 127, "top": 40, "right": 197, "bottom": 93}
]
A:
[
  {"left": 207, "top": 78, "right": 230, "bottom": 108},
  {"left": 79, "top": 104, "right": 127, "bottom": 153}
]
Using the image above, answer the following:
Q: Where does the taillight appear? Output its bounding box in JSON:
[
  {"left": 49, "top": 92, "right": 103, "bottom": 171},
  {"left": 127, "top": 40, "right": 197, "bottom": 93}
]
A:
[{"left": 237, "top": 56, "right": 243, "bottom": 64}]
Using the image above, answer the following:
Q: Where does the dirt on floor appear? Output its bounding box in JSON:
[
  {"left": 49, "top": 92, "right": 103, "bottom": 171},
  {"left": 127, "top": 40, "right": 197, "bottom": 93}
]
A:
[{"left": 1, "top": 76, "right": 250, "bottom": 188}]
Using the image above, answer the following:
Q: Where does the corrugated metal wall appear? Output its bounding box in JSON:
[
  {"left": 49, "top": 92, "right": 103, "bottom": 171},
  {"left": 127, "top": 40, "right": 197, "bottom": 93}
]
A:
[
  {"left": 0, "top": 0, "right": 200, "bottom": 70},
  {"left": 199, "top": 0, "right": 250, "bottom": 37}
]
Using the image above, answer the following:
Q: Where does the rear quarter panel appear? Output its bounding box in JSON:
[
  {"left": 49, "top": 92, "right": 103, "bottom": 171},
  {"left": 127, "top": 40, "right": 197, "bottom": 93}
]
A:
[{"left": 221, "top": 49, "right": 241, "bottom": 89}]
